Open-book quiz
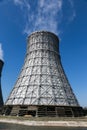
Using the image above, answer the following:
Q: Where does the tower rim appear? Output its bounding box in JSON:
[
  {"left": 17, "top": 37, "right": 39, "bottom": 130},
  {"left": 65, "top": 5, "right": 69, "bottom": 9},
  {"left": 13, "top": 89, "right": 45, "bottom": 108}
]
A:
[{"left": 27, "top": 30, "right": 59, "bottom": 43}]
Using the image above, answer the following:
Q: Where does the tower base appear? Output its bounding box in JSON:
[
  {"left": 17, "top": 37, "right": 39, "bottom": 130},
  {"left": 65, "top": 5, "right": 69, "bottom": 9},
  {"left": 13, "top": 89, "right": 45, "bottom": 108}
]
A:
[{"left": 3, "top": 105, "right": 84, "bottom": 117}]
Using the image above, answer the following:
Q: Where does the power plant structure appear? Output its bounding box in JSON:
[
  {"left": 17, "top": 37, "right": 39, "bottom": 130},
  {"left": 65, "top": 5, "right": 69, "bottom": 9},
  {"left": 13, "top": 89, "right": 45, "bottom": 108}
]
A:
[
  {"left": 4, "top": 31, "right": 83, "bottom": 117},
  {"left": 0, "top": 60, "right": 4, "bottom": 108}
]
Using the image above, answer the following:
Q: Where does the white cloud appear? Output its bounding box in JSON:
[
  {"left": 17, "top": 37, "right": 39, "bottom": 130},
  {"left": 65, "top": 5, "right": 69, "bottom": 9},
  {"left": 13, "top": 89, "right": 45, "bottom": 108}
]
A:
[
  {"left": 68, "top": 0, "right": 76, "bottom": 22},
  {"left": 0, "top": 43, "right": 4, "bottom": 60},
  {"left": 14, "top": 0, "right": 23, "bottom": 5},
  {"left": 13, "top": 0, "right": 76, "bottom": 36},
  {"left": 24, "top": 0, "right": 63, "bottom": 35},
  {"left": 14, "top": 0, "right": 30, "bottom": 10}
]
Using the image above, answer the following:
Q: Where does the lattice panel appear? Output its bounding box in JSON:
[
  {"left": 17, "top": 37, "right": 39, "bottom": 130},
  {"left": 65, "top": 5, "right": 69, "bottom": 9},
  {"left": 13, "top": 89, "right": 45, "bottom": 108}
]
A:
[{"left": 6, "top": 31, "right": 79, "bottom": 106}]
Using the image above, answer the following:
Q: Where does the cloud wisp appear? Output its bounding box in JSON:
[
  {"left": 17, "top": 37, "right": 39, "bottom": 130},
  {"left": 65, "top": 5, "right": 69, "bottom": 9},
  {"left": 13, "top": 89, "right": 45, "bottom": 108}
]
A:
[
  {"left": 67, "top": 0, "right": 76, "bottom": 22},
  {"left": 14, "top": 0, "right": 30, "bottom": 10},
  {"left": 24, "top": 0, "right": 63, "bottom": 35},
  {"left": 13, "top": 0, "right": 76, "bottom": 36},
  {"left": 0, "top": 43, "right": 4, "bottom": 61}
]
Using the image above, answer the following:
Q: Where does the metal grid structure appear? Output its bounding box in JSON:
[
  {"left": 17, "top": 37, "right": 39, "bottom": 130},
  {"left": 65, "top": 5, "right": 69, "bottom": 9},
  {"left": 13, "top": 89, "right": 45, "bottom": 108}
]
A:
[{"left": 6, "top": 31, "right": 79, "bottom": 106}]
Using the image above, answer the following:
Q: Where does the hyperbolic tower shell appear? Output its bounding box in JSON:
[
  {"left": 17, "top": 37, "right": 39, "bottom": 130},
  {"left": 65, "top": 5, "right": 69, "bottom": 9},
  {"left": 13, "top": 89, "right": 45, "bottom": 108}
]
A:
[{"left": 5, "top": 31, "right": 83, "bottom": 116}]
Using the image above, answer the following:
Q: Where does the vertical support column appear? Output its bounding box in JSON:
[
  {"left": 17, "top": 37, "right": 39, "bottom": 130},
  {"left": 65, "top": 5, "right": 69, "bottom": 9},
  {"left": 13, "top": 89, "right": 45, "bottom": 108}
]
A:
[{"left": 0, "top": 60, "right": 4, "bottom": 107}]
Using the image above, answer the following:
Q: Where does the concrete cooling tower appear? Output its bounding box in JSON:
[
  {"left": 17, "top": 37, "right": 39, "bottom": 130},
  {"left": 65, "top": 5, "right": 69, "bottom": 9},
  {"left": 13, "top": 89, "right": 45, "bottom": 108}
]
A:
[{"left": 4, "top": 31, "right": 83, "bottom": 117}]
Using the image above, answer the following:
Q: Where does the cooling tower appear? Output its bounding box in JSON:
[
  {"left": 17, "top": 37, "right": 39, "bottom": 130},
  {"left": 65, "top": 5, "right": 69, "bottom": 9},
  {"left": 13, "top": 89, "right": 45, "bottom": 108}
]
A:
[
  {"left": 0, "top": 60, "right": 4, "bottom": 107},
  {"left": 5, "top": 31, "right": 83, "bottom": 117}
]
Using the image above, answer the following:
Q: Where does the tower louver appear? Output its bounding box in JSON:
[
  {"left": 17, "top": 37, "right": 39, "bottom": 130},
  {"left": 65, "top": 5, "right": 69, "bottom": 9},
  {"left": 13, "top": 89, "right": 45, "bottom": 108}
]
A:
[{"left": 5, "top": 31, "right": 83, "bottom": 117}]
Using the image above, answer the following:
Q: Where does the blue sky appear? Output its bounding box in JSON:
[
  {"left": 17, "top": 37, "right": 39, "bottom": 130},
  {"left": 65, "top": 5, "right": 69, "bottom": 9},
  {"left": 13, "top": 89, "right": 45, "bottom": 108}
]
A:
[{"left": 0, "top": 0, "right": 87, "bottom": 107}]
